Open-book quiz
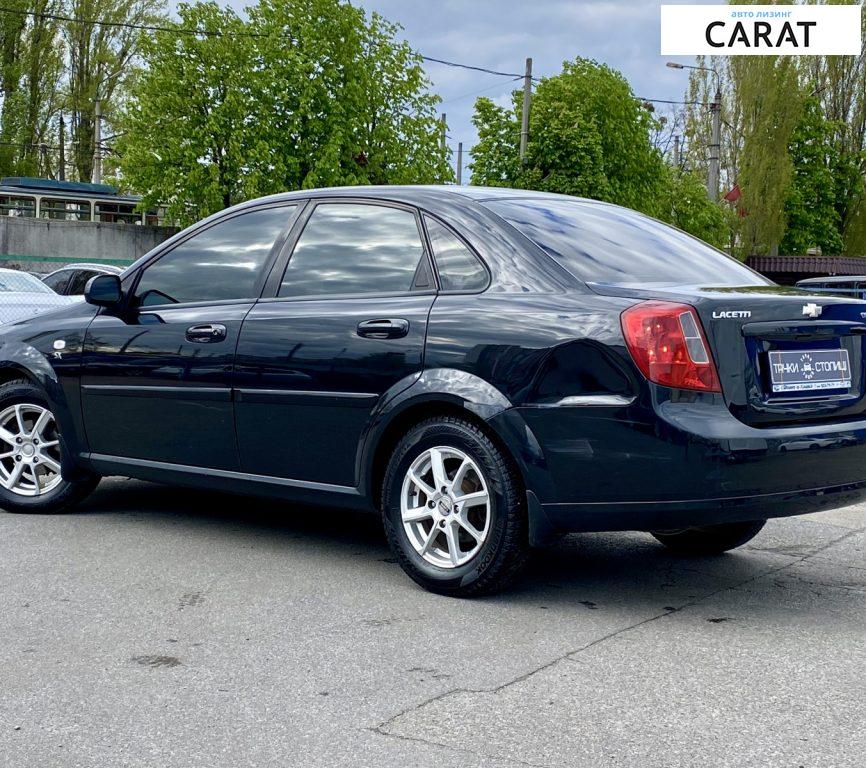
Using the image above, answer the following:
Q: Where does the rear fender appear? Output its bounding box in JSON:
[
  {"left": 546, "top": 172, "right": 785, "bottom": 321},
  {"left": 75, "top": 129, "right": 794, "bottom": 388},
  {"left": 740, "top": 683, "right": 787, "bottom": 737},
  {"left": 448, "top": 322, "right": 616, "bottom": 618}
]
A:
[{"left": 359, "top": 368, "right": 556, "bottom": 542}]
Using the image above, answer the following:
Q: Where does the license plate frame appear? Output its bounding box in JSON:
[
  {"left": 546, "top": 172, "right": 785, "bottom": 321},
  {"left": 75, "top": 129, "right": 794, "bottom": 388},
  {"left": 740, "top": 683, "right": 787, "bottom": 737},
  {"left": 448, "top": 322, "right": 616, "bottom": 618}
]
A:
[{"left": 768, "top": 348, "right": 851, "bottom": 394}]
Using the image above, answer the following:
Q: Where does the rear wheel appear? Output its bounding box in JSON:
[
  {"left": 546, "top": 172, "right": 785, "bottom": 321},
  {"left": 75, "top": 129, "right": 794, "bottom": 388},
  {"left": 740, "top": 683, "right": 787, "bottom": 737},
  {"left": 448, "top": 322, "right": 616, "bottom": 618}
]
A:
[
  {"left": 0, "top": 379, "right": 99, "bottom": 514},
  {"left": 651, "top": 520, "right": 766, "bottom": 555},
  {"left": 381, "top": 416, "right": 528, "bottom": 596}
]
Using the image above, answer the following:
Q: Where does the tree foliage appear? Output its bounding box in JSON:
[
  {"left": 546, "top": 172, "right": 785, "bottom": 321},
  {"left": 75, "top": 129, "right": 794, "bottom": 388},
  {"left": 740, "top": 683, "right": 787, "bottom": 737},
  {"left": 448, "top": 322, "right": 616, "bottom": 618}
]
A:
[
  {"left": 0, "top": 0, "right": 164, "bottom": 181},
  {"left": 659, "top": 167, "right": 730, "bottom": 249},
  {"left": 117, "top": 0, "right": 451, "bottom": 224},
  {"left": 731, "top": 55, "right": 804, "bottom": 256},
  {"left": 680, "top": 3, "right": 866, "bottom": 257},
  {"left": 470, "top": 57, "right": 728, "bottom": 245},
  {"left": 470, "top": 59, "right": 666, "bottom": 216},
  {"left": 781, "top": 97, "right": 845, "bottom": 255}
]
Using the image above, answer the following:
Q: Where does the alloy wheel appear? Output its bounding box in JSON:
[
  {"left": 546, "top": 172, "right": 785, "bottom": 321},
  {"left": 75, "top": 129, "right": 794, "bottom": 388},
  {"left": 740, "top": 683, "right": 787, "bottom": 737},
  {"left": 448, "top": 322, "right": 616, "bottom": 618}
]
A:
[
  {"left": 400, "top": 446, "right": 491, "bottom": 568},
  {"left": 0, "top": 403, "right": 63, "bottom": 497}
]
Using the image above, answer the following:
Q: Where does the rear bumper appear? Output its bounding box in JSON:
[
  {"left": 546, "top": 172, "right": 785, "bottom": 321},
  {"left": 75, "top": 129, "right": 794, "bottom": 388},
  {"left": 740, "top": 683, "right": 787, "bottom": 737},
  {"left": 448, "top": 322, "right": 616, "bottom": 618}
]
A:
[
  {"left": 489, "top": 399, "right": 866, "bottom": 533},
  {"left": 540, "top": 479, "right": 866, "bottom": 533}
]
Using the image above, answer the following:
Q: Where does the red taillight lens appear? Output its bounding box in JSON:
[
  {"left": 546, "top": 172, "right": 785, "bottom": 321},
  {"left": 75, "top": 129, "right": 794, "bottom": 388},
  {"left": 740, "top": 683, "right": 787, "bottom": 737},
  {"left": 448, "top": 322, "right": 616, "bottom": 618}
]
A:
[{"left": 620, "top": 301, "right": 721, "bottom": 393}]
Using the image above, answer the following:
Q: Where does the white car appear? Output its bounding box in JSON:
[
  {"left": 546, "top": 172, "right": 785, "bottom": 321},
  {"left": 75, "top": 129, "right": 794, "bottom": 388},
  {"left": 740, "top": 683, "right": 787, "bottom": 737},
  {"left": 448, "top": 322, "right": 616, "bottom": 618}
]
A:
[{"left": 0, "top": 267, "right": 79, "bottom": 327}]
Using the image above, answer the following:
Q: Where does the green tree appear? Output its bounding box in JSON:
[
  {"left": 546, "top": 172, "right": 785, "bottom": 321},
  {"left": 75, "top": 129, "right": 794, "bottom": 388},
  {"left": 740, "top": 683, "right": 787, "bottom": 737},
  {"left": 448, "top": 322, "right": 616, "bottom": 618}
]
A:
[
  {"left": 0, "top": 0, "right": 64, "bottom": 178},
  {"left": 660, "top": 167, "right": 730, "bottom": 249},
  {"left": 470, "top": 58, "right": 666, "bottom": 216},
  {"left": 781, "top": 97, "right": 845, "bottom": 255},
  {"left": 118, "top": 0, "right": 450, "bottom": 224},
  {"left": 730, "top": 55, "right": 804, "bottom": 256},
  {"left": 64, "top": 0, "right": 166, "bottom": 181}
]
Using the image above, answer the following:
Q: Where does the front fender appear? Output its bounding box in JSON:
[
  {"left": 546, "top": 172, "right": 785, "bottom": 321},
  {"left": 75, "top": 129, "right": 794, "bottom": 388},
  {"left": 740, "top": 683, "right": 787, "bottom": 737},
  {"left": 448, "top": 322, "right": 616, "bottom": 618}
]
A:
[{"left": 0, "top": 337, "right": 90, "bottom": 480}]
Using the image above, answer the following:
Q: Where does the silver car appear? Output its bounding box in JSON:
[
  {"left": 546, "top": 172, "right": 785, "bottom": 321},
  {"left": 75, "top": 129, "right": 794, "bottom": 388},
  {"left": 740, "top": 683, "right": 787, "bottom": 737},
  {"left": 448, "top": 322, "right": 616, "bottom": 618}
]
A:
[{"left": 0, "top": 268, "right": 79, "bottom": 326}]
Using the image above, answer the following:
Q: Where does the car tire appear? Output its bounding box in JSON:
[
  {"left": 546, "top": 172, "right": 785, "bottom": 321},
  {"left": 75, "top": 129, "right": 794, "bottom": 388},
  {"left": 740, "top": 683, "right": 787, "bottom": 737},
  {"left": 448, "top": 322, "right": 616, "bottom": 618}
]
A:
[
  {"left": 381, "top": 416, "right": 528, "bottom": 597},
  {"left": 651, "top": 520, "right": 766, "bottom": 555},
  {"left": 0, "top": 378, "right": 99, "bottom": 514}
]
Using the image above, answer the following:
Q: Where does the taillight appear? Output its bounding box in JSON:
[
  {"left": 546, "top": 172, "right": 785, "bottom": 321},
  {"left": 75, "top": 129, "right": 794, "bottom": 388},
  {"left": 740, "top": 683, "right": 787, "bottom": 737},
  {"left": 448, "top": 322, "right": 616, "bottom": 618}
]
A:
[{"left": 620, "top": 301, "right": 721, "bottom": 393}]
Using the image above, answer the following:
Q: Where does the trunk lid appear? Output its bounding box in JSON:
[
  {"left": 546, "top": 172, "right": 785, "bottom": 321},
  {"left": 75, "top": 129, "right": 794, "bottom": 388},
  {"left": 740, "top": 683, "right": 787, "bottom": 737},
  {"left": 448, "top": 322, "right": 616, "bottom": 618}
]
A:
[{"left": 592, "top": 283, "right": 866, "bottom": 427}]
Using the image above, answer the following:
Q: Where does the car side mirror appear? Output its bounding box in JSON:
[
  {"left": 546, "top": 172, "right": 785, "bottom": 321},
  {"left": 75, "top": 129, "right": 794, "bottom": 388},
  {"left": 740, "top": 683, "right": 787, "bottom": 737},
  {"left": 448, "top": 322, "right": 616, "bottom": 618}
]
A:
[{"left": 84, "top": 274, "right": 123, "bottom": 307}]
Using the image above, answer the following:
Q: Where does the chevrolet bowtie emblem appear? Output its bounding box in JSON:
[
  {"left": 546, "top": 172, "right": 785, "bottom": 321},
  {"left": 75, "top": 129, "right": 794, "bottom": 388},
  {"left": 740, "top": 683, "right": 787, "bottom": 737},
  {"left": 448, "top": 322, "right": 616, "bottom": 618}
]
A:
[{"left": 802, "top": 303, "right": 823, "bottom": 318}]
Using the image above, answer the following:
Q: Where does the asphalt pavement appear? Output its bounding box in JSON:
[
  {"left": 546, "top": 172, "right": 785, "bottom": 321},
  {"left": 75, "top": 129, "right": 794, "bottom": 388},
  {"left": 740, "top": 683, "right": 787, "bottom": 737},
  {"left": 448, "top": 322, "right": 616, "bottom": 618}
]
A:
[{"left": 1, "top": 478, "right": 864, "bottom": 767}]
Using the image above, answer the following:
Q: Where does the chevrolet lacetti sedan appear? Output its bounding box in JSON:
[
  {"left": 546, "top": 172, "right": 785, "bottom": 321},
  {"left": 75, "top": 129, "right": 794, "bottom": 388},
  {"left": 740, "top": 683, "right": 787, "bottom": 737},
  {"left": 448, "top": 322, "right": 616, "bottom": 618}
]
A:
[{"left": 1, "top": 186, "right": 865, "bottom": 595}]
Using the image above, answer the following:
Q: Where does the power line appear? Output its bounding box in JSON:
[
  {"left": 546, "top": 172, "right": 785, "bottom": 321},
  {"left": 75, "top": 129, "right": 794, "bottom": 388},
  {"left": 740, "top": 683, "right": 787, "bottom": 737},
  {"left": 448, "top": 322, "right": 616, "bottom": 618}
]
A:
[
  {"left": 0, "top": 4, "right": 267, "bottom": 37},
  {"left": 0, "top": 5, "right": 534, "bottom": 80},
  {"left": 441, "top": 76, "right": 521, "bottom": 106},
  {"left": 636, "top": 97, "right": 705, "bottom": 106},
  {"left": 421, "top": 55, "right": 526, "bottom": 79}
]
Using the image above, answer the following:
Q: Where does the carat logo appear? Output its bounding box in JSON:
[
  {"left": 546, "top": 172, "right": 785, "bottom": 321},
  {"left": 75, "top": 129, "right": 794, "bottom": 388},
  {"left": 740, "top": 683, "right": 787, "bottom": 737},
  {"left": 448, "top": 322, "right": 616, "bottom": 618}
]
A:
[{"left": 661, "top": 4, "right": 862, "bottom": 56}]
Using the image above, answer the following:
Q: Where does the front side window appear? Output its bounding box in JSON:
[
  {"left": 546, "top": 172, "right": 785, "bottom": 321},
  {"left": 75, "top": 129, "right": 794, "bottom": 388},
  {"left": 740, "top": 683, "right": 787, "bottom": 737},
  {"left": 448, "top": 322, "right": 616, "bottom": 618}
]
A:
[
  {"left": 278, "top": 203, "right": 427, "bottom": 298},
  {"left": 134, "top": 206, "right": 294, "bottom": 307},
  {"left": 487, "top": 198, "right": 770, "bottom": 288},
  {"left": 424, "top": 217, "right": 488, "bottom": 292}
]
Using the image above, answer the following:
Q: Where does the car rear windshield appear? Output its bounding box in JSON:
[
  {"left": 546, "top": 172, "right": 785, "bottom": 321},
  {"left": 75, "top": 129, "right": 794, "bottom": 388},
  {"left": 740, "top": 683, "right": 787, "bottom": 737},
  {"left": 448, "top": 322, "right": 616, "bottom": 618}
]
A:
[
  {"left": 0, "top": 270, "right": 52, "bottom": 293},
  {"left": 486, "top": 198, "right": 770, "bottom": 287}
]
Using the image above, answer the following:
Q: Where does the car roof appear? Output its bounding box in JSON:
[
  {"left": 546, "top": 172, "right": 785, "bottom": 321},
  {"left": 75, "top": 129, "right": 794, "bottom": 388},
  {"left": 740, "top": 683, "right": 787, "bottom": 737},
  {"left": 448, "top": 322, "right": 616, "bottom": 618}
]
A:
[
  {"left": 45, "top": 263, "right": 124, "bottom": 274},
  {"left": 224, "top": 184, "right": 601, "bottom": 211}
]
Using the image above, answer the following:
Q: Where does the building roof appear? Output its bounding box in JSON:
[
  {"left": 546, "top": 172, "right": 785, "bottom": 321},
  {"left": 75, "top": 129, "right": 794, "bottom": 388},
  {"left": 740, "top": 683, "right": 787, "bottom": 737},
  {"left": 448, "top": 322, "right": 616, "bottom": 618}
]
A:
[{"left": 746, "top": 255, "right": 866, "bottom": 276}]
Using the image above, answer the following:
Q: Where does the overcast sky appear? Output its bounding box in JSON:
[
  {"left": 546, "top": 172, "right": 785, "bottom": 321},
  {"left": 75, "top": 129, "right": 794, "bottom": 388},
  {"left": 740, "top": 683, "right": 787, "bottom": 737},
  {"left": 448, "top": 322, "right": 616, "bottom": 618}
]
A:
[
  {"left": 354, "top": 0, "right": 717, "bottom": 179},
  {"left": 218, "top": 0, "right": 713, "bottom": 179}
]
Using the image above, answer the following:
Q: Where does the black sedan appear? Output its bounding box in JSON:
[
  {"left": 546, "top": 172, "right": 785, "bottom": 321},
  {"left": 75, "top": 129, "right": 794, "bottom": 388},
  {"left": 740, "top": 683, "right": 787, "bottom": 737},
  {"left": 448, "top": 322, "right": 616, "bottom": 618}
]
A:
[{"left": 1, "top": 186, "right": 865, "bottom": 596}]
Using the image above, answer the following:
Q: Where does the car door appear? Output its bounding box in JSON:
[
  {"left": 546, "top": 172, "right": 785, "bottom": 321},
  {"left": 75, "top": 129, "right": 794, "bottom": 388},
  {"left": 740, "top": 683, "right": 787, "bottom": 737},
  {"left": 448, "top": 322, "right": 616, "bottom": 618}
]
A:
[
  {"left": 234, "top": 200, "right": 437, "bottom": 487},
  {"left": 81, "top": 204, "right": 299, "bottom": 470}
]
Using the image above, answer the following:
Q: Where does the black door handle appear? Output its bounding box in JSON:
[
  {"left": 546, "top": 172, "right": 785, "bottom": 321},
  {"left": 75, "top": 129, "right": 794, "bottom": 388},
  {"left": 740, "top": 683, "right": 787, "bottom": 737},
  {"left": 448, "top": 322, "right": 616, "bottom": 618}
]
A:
[
  {"left": 356, "top": 318, "right": 410, "bottom": 339},
  {"left": 186, "top": 323, "right": 227, "bottom": 343}
]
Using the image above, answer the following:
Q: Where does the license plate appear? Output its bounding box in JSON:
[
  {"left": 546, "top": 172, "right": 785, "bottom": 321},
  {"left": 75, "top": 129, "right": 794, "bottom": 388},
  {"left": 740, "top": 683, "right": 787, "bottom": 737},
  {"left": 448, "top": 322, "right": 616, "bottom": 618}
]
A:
[{"left": 768, "top": 349, "right": 851, "bottom": 393}]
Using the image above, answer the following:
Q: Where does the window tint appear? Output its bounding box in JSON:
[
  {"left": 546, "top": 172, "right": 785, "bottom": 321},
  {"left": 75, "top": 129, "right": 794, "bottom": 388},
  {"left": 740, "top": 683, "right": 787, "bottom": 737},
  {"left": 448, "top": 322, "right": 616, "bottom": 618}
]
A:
[
  {"left": 487, "top": 199, "right": 770, "bottom": 287},
  {"left": 135, "top": 206, "right": 293, "bottom": 306},
  {"left": 67, "top": 270, "right": 100, "bottom": 295},
  {"left": 42, "top": 270, "right": 73, "bottom": 294},
  {"left": 424, "top": 217, "right": 488, "bottom": 292},
  {"left": 279, "top": 204, "right": 426, "bottom": 298}
]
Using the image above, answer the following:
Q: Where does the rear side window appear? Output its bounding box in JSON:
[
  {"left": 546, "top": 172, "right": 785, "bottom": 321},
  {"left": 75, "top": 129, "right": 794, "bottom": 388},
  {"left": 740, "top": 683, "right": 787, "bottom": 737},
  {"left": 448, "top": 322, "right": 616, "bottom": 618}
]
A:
[
  {"left": 67, "top": 270, "right": 99, "bottom": 295},
  {"left": 134, "top": 206, "right": 293, "bottom": 306},
  {"left": 487, "top": 198, "right": 770, "bottom": 287},
  {"left": 278, "top": 203, "right": 427, "bottom": 298},
  {"left": 424, "top": 217, "right": 488, "bottom": 292},
  {"left": 42, "top": 270, "right": 72, "bottom": 294}
]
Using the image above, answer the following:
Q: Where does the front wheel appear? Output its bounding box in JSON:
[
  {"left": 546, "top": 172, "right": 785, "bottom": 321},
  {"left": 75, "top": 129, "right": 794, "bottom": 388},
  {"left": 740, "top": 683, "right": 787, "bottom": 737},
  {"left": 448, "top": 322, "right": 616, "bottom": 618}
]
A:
[
  {"left": 651, "top": 520, "right": 766, "bottom": 556},
  {"left": 381, "top": 416, "right": 528, "bottom": 597},
  {"left": 0, "top": 379, "right": 99, "bottom": 514}
]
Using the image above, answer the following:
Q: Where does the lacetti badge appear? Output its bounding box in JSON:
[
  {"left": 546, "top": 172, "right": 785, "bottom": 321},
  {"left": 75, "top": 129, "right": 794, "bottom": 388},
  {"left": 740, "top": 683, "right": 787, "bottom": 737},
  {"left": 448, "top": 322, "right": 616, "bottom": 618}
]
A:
[
  {"left": 661, "top": 5, "right": 861, "bottom": 56},
  {"left": 712, "top": 310, "right": 751, "bottom": 319}
]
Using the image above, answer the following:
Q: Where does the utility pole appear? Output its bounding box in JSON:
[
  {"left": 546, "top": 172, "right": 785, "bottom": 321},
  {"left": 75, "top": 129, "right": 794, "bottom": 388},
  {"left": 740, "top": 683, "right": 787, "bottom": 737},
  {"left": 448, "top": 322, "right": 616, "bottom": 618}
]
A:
[
  {"left": 440, "top": 112, "right": 446, "bottom": 155},
  {"left": 58, "top": 114, "right": 66, "bottom": 181},
  {"left": 456, "top": 141, "right": 463, "bottom": 185},
  {"left": 93, "top": 99, "right": 102, "bottom": 184},
  {"left": 519, "top": 57, "right": 532, "bottom": 160},
  {"left": 673, "top": 134, "right": 680, "bottom": 169},
  {"left": 708, "top": 87, "right": 721, "bottom": 201},
  {"left": 666, "top": 62, "right": 722, "bottom": 200}
]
